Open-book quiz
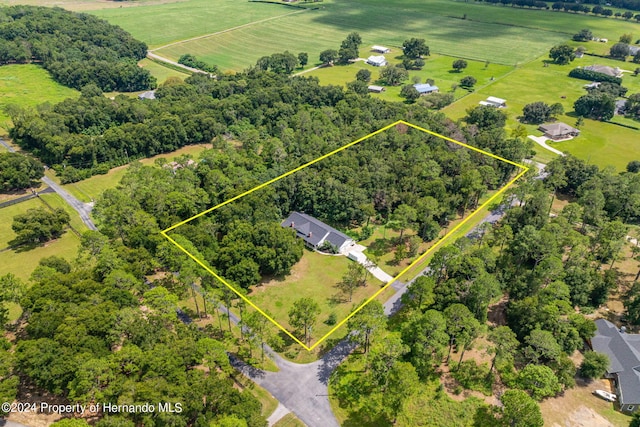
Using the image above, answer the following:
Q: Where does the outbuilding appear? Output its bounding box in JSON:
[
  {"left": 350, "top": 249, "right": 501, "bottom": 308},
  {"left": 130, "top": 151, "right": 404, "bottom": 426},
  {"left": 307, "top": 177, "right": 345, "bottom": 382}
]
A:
[
  {"left": 368, "top": 85, "right": 386, "bottom": 93},
  {"left": 371, "top": 45, "right": 391, "bottom": 54}
]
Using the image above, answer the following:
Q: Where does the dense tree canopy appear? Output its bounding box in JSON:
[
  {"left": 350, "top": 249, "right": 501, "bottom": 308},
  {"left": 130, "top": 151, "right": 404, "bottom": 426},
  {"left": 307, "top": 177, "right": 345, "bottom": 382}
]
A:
[
  {"left": 0, "top": 6, "right": 154, "bottom": 91},
  {"left": 0, "top": 152, "right": 43, "bottom": 191},
  {"left": 10, "top": 207, "right": 70, "bottom": 246}
]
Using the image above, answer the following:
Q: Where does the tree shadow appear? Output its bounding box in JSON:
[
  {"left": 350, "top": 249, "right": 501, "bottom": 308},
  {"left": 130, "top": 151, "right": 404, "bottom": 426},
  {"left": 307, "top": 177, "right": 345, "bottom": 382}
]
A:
[{"left": 367, "top": 237, "right": 394, "bottom": 257}]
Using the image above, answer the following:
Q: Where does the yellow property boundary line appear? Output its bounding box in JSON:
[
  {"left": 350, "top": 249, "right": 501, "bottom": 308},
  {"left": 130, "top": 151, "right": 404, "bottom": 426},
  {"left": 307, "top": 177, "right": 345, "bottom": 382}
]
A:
[{"left": 161, "top": 120, "right": 529, "bottom": 351}]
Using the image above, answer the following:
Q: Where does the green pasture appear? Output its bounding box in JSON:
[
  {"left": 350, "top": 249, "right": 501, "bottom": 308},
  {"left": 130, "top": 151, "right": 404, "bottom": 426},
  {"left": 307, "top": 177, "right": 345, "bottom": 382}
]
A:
[
  {"left": 60, "top": 143, "right": 212, "bottom": 203},
  {"left": 0, "top": 64, "right": 78, "bottom": 135},
  {"left": 247, "top": 250, "right": 384, "bottom": 347},
  {"left": 442, "top": 54, "right": 640, "bottom": 171},
  {"left": 0, "top": 197, "right": 81, "bottom": 281},
  {"left": 152, "top": 4, "right": 567, "bottom": 71},
  {"left": 306, "top": 54, "right": 514, "bottom": 103},
  {"left": 91, "top": 0, "right": 298, "bottom": 48},
  {"left": 139, "top": 58, "right": 190, "bottom": 84}
]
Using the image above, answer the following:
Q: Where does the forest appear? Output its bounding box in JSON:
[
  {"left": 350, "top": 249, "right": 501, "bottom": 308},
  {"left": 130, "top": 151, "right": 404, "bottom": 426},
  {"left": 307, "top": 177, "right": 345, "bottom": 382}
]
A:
[{"left": 0, "top": 6, "right": 154, "bottom": 91}]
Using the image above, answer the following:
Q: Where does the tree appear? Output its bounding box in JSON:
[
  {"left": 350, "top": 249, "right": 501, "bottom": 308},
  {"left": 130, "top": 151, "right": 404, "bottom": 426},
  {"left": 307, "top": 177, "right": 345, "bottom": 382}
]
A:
[
  {"left": 620, "top": 33, "right": 633, "bottom": 43},
  {"left": 574, "top": 93, "right": 615, "bottom": 121},
  {"left": 356, "top": 68, "right": 371, "bottom": 82},
  {"left": 573, "top": 29, "right": 593, "bottom": 42},
  {"left": 452, "top": 59, "right": 468, "bottom": 72},
  {"left": 402, "top": 38, "right": 430, "bottom": 59},
  {"left": 464, "top": 105, "right": 507, "bottom": 130},
  {"left": 626, "top": 93, "right": 640, "bottom": 119},
  {"left": 380, "top": 65, "right": 408, "bottom": 86},
  {"left": 579, "top": 350, "right": 609, "bottom": 380},
  {"left": 10, "top": 207, "right": 70, "bottom": 246},
  {"left": 610, "top": 43, "right": 630, "bottom": 59},
  {"left": 338, "top": 46, "right": 358, "bottom": 64},
  {"left": 522, "top": 101, "right": 551, "bottom": 124},
  {"left": 347, "top": 300, "right": 386, "bottom": 353},
  {"left": 634, "top": 52, "right": 640, "bottom": 64},
  {"left": 444, "top": 303, "right": 480, "bottom": 364},
  {"left": 338, "top": 262, "right": 365, "bottom": 302},
  {"left": 390, "top": 204, "right": 417, "bottom": 240},
  {"left": 400, "top": 84, "right": 420, "bottom": 102},
  {"left": 549, "top": 44, "right": 576, "bottom": 65},
  {"left": 319, "top": 49, "right": 338, "bottom": 65},
  {"left": 627, "top": 160, "right": 640, "bottom": 173},
  {"left": 341, "top": 32, "right": 362, "bottom": 50},
  {"left": 298, "top": 52, "right": 308, "bottom": 67},
  {"left": 288, "top": 297, "right": 320, "bottom": 345},
  {"left": 460, "top": 75, "right": 477, "bottom": 88},
  {"left": 487, "top": 326, "right": 519, "bottom": 375},
  {"left": 0, "top": 153, "right": 44, "bottom": 191},
  {"left": 499, "top": 389, "right": 544, "bottom": 427},
  {"left": 515, "top": 364, "right": 562, "bottom": 400}
]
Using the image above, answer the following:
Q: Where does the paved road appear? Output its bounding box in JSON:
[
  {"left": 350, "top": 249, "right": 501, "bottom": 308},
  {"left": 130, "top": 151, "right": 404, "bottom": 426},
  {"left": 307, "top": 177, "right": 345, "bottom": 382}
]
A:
[
  {"left": 41, "top": 176, "right": 97, "bottom": 231},
  {"left": 146, "top": 52, "right": 213, "bottom": 76},
  {"left": 1, "top": 137, "right": 97, "bottom": 230}
]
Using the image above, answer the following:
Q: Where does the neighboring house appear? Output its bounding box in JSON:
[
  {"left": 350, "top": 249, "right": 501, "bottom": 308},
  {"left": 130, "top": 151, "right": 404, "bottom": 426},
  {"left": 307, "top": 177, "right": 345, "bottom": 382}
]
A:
[
  {"left": 630, "top": 45, "right": 640, "bottom": 56},
  {"left": 366, "top": 55, "right": 388, "bottom": 67},
  {"left": 616, "top": 99, "right": 627, "bottom": 115},
  {"left": 138, "top": 90, "right": 156, "bottom": 100},
  {"left": 371, "top": 45, "right": 391, "bottom": 54},
  {"left": 368, "top": 85, "right": 386, "bottom": 93},
  {"left": 584, "top": 65, "right": 623, "bottom": 78},
  {"left": 281, "top": 212, "right": 355, "bottom": 253},
  {"left": 592, "top": 319, "right": 640, "bottom": 413},
  {"left": 538, "top": 122, "right": 580, "bottom": 141},
  {"left": 413, "top": 83, "right": 439, "bottom": 95},
  {"left": 479, "top": 96, "right": 507, "bottom": 108},
  {"left": 575, "top": 50, "right": 585, "bottom": 58}
]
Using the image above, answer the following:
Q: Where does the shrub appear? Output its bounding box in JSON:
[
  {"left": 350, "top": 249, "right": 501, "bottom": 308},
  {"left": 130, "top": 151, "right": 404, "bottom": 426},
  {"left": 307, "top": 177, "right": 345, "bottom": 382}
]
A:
[{"left": 569, "top": 68, "right": 622, "bottom": 84}]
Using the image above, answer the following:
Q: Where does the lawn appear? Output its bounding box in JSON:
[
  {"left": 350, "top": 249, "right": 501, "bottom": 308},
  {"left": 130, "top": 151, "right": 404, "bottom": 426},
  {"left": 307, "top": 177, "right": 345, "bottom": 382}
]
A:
[
  {"left": 272, "top": 413, "right": 305, "bottom": 427},
  {"left": 306, "top": 54, "right": 514, "bottom": 103},
  {"left": 138, "top": 58, "right": 191, "bottom": 85},
  {"left": 0, "top": 198, "right": 42, "bottom": 248},
  {"left": 0, "top": 64, "right": 78, "bottom": 135},
  {"left": 59, "top": 143, "right": 212, "bottom": 203},
  {"left": 38, "top": 193, "right": 90, "bottom": 234},
  {"left": 247, "top": 250, "right": 385, "bottom": 347},
  {"left": 442, "top": 54, "right": 640, "bottom": 171}
]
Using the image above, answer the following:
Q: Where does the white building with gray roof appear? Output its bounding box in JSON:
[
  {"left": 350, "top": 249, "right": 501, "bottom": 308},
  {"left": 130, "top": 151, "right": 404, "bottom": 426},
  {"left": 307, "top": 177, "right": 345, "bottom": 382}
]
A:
[
  {"left": 592, "top": 319, "right": 640, "bottom": 412},
  {"left": 281, "top": 212, "right": 355, "bottom": 254}
]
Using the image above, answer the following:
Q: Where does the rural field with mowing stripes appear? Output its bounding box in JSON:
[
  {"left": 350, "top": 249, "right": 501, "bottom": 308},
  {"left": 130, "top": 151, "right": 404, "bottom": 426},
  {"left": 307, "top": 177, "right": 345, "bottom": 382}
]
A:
[{"left": 90, "top": 0, "right": 299, "bottom": 48}]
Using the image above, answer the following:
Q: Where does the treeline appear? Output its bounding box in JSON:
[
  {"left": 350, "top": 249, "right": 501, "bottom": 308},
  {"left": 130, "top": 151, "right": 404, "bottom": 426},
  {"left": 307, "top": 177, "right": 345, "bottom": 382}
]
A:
[
  {"left": 8, "top": 70, "right": 528, "bottom": 184},
  {"left": 0, "top": 6, "right": 155, "bottom": 91},
  {"left": 583, "top": 0, "right": 640, "bottom": 13},
  {"left": 477, "top": 0, "right": 640, "bottom": 16},
  {"left": 569, "top": 67, "right": 622, "bottom": 84},
  {"left": 178, "top": 54, "right": 218, "bottom": 74},
  {"left": 0, "top": 152, "right": 43, "bottom": 191}
]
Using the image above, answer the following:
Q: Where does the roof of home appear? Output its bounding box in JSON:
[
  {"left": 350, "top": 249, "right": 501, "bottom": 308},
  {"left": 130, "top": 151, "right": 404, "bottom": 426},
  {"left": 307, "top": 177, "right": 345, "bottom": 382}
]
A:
[
  {"left": 593, "top": 319, "right": 640, "bottom": 404},
  {"left": 413, "top": 83, "right": 439, "bottom": 93},
  {"left": 538, "top": 122, "right": 579, "bottom": 137},
  {"left": 486, "top": 96, "right": 506, "bottom": 104},
  {"left": 138, "top": 90, "right": 156, "bottom": 100},
  {"left": 630, "top": 45, "right": 640, "bottom": 55},
  {"left": 372, "top": 45, "right": 390, "bottom": 52},
  {"left": 584, "top": 65, "right": 622, "bottom": 77},
  {"left": 367, "top": 55, "right": 387, "bottom": 64},
  {"left": 281, "top": 212, "right": 352, "bottom": 249}
]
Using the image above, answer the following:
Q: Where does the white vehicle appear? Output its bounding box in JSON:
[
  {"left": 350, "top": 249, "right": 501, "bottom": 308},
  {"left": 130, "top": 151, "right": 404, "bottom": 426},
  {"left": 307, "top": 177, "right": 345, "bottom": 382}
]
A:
[{"left": 593, "top": 389, "right": 617, "bottom": 402}]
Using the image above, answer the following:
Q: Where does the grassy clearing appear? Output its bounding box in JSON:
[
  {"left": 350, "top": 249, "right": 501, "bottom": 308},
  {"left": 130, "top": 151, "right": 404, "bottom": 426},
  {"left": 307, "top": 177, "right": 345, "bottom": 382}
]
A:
[
  {"left": 0, "top": 196, "right": 82, "bottom": 280},
  {"left": 247, "top": 250, "right": 384, "bottom": 347},
  {"left": 91, "top": 0, "right": 295, "bottom": 48},
  {"left": 272, "top": 413, "right": 305, "bottom": 427},
  {"left": 306, "top": 54, "right": 513, "bottom": 103},
  {"left": 0, "top": 64, "right": 78, "bottom": 135},
  {"left": 59, "top": 143, "right": 212, "bottom": 203},
  {"left": 138, "top": 58, "right": 190, "bottom": 84},
  {"left": 442, "top": 54, "right": 640, "bottom": 171}
]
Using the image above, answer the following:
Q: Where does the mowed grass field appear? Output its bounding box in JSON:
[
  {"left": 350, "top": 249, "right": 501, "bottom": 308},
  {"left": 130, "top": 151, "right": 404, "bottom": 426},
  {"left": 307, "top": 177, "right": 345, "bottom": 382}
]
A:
[
  {"left": 0, "top": 64, "right": 78, "bottom": 135},
  {"left": 442, "top": 53, "right": 640, "bottom": 171},
  {"left": 88, "top": 0, "right": 640, "bottom": 71},
  {"left": 90, "top": 0, "right": 299, "bottom": 48},
  {"left": 306, "top": 53, "right": 514, "bottom": 103},
  {"left": 247, "top": 250, "right": 386, "bottom": 347}
]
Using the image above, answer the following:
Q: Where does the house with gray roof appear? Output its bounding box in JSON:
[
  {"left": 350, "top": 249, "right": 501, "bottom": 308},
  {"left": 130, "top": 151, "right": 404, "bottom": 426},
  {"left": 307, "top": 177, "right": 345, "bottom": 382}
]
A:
[
  {"left": 584, "top": 65, "right": 623, "bottom": 78},
  {"left": 538, "top": 122, "right": 580, "bottom": 141},
  {"left": 413, "top": 83, "right": 439, "bottom": 95},
  {"left": 281, "top": 212, "right": 355, "bottom": 254},
  {"left": 592, "top": 319, "right": 640, "bottom": 412}
]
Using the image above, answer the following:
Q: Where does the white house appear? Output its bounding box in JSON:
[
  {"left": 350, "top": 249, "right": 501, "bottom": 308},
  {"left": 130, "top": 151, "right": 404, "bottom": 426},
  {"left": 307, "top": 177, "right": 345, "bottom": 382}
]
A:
[
  {"left": 366, "top": 55, "right": 388, "bottom": 67},
  {"left": 479, "top": 96, "right": 507, "bottom": 108}
]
